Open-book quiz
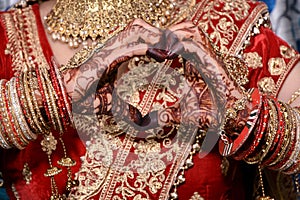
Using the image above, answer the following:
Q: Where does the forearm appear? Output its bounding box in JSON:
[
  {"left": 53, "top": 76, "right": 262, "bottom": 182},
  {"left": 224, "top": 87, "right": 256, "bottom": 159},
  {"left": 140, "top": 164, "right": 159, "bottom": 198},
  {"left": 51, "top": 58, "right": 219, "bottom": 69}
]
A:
[{"left": 278, "top": 62, "right": 300, "bottom": 106}]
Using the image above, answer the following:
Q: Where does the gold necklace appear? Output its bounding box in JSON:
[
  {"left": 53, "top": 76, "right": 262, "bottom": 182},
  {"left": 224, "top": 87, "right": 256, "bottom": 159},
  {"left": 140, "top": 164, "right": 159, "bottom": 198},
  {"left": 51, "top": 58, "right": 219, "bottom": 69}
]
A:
[{"left": 44, "top": 0, "right": 195, "bottom": 48}]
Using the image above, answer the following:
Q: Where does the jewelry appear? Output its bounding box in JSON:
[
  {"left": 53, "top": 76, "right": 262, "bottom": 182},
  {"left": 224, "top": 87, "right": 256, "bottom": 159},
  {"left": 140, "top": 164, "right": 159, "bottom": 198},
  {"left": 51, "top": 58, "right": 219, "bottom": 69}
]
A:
[
  {"left": 169, "top": 129, "right": 206, "bottom": 200},
  {"left": 219, "top": 88, "right": 262, "bottom": 157},
  {"left": 257, "top": 165, "right": 274, "bottom": 200},
  {"left": 44, "top": 0, "right": 195, "bottom": 48}
]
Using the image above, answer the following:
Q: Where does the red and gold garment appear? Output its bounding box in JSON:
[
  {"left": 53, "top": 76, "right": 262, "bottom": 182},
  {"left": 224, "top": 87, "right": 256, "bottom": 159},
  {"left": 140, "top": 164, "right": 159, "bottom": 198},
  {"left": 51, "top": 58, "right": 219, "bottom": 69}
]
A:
[{"left": 0, "top": 0, "right": 299, "bottom": 199}]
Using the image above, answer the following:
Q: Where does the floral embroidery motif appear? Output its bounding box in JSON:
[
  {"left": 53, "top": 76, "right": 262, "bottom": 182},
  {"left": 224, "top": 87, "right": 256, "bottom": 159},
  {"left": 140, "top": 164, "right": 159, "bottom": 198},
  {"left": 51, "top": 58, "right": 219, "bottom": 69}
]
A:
[
  {"left": 258, "top": 77, "right": 276, "bottom": 94},
  {"left": 243, "top": 52, "right": 263, "bottom": 69},
  {"left": 268, "top": 57, "right": 286, "bottom": 76},
  {"left": 189, "top": 192, "right": 205, "bottom": 200},
  {"left": 280, "top": 45, "right": 296, "bottom": 59},
  {"left": 116, "top": 57, "right": 185, "bottom": 117},
  {"left": 70, "top": 110, "right": 197, "bottom": 199},
  {"left": 22, "top": 163, "right": 32, "bottom": 185},
  {"left": 196, "top": 0, "right": 250, "bottom": 52}
]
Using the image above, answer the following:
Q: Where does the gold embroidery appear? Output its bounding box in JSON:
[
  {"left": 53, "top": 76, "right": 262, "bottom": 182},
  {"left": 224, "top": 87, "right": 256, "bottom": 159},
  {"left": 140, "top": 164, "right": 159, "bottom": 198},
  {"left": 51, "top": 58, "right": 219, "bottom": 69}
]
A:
[
  {"left": 117, "top": 57, "right": 185, "bottom": 117},
  {"left": 1, "top": 6, "right": 49, "bottom": 75},
  {"left": 268, "top": 58, "right": 286, "bottom": 76},
  {"left": 243, "top": 52, "right": 263, "bottom": 69},
  {"left": 273, "top": 54, "right": 300, "bottom": 96},
  {"left": 280, "top": 45, "right": 296, "bottom": 59},
  {"left": 22, "top": 163, "right": 32, "bottom": 184},
  {"left": 258, "top": 77, "right": 276, "bottom": 94},
  {"left": 189, "top": 192, "right": 204, "bottom": 200},
  {"left": 71, "top": 111, "right": 198, "bottom": 200},
  {"left": 11, "top": 184, "right": 20, "bottom": 200},
  {"left": 194, "top": 0, "right": 251, "bottom": 53}
]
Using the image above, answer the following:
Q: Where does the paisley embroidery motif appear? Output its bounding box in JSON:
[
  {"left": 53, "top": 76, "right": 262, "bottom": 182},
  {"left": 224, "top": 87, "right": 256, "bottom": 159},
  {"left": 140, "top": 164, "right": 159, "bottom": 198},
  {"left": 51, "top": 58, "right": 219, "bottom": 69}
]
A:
[
  {"left": 243, "top": 52, "right": 263, "bottom": 69},
  {"left": 268, "top": 57, "right": 286, "bottom": 76},
  {"left": 195, "top": 0, "right": 251, "bottom": 52},
  {"left": 258, "top": 77, "right": 276, "bottom": 94}
]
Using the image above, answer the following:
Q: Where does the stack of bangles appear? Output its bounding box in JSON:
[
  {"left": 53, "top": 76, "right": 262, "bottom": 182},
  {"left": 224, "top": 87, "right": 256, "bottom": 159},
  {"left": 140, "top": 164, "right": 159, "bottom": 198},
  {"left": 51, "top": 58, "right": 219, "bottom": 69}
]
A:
[
  {"left": 0, "top": 58, "right": 72, "bottom": 150},
  {"left": 219, "top": 88, "right": 300, "bottom": 174}
]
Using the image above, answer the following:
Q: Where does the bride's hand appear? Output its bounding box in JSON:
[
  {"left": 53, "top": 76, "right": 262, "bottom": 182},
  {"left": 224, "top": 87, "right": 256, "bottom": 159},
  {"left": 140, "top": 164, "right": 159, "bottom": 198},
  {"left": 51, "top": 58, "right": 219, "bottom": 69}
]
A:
[{"left": 62, "top": 19, "right": 162, "bottom": 104}]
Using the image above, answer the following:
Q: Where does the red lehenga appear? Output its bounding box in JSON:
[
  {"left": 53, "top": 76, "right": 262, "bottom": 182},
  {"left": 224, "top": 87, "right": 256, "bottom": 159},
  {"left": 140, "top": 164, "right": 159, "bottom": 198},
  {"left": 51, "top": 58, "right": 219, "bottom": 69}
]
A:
[{"left": 0, "top": 0, "right": 299, "bottom": 199}]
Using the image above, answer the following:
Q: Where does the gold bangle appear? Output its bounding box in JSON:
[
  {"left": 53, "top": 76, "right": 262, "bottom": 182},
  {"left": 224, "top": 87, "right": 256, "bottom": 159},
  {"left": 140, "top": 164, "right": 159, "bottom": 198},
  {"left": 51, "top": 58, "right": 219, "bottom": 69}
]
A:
[
  {"left": 1, "top": 80, "right": 25, "bottom": 149},
  {"left": 281, "top": 108, "right": 300, "bottom": 171},
  {"left": 268, "top": 102, "right": 294, "bottom": 166},
  {"left": 18, "top": 74, "right": 39, "bottom": 134},
  {"left": 6, "top": 80, "right": 30, "bottom": 146},
  {"left": 25, "top": 71, "right": 49, "bottom": 133},
  {"left": 40, "top": 68, "right": 63, "bottom": 133},
  {"left": 9, "top": 77, "right": 37, "bottom": 141},
  {"left": 0, "top": 80, "right": 12, "bottom": 148},
  {"left": 260, "top": 99, "right": 278, "bottom": 161}
]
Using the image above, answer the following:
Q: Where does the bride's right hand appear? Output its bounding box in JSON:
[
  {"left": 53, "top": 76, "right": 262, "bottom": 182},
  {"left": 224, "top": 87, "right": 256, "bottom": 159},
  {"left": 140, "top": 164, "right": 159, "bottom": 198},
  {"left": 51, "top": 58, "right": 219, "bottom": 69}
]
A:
[{"left": 61, "top": 19, "right": 162, "bottom": 106}]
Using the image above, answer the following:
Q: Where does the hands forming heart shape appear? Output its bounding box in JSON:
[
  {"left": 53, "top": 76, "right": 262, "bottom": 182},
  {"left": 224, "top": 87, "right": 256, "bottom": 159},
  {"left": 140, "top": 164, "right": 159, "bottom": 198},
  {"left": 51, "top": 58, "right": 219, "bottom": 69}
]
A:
[{"left": 63, "top": 19, "right": 252, "bottom": 143}]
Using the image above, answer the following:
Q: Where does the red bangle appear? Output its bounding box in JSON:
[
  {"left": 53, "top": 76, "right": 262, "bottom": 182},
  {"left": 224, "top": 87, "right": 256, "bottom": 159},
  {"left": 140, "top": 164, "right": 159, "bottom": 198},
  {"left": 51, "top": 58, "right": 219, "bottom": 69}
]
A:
[
  {"left": 269, "top": 103, "right": 297, "bottom": 170},
  {"left": 265, "top": 102, "right": 291, "bottom": 167},
  {"left": 234, "top": 97, "right": 269, "bottom": 160},
  {"left": 219, "top": 88, "right": 261, "bottom": 157},
  {"left": 2, "top": 80, "right": 26, "bottom": 149},
  {"left": 34, "top": 64, "right": 52, "bottom": 123},
  {"left": 0, "top": 80, "right": 12, "bottom": 148}
]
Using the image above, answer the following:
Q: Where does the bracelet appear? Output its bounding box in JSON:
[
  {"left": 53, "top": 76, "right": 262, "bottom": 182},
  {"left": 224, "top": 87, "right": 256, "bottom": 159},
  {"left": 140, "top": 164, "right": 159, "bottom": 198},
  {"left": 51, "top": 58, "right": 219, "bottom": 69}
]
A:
[
  {"left": 244, "top": 98, "right": 276, "bottom": 164},
  {"left": 6, "top": 80, "right": 30, "bottom": 147},
  {"left": 258, "top": 98, "right": 279, "bottom": 163},
  {"left": 268, "top": 102, "right": 293, "bottom": 167},
  {"left": 233, "top": 97, "right": 268, "bottom": 160},
  {"left": 0, "top": 80, "right": 12, "bottom": 148},
  {"left": 2, "top": 80, "right": 25, "bottom": 149},
  {"left": 219, "top": 88, "right": 261, "bottom": 156},
  {"left": 269, "top": 102, "right": 296, "bottom": 170},
  {"left": 281, "top": 108, "right": 300, "bottom": 171},
  {"left": 9, "top": 77, "right": 37, "bottom": 141},
  {"left": 25, "top": 71, "right": 49, "bottom": 132}
]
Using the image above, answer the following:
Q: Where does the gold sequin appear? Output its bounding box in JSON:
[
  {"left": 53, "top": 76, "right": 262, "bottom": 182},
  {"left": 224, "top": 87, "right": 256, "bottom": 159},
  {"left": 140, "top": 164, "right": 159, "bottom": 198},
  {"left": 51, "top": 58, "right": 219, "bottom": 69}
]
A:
[
  {"left": 268, "top": 57, "right": 286, "bottom": 76},
  {"left": 258, "top": 77, "right": 276, "bottom": 94},
  {"left": 280, "top": 45, "right": 296, "bottom": 59},
  {"left": 189, "top": 192, "right": 204, "bottom": 200},
  {"left": 22, "top": 163, "right": 32, "bottom": 184},
  {"left": 243, "top": 52, "right": 263, "bottom": 69}
]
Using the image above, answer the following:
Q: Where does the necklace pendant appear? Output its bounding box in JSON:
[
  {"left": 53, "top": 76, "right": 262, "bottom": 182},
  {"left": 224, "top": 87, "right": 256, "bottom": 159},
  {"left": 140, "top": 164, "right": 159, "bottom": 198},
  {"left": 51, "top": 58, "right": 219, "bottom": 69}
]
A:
[
  {"left": 57, "top": 157, "right": 76, "bottom": 167},
  {"left": 44, "top": 166, "right": 63, "bottom": 177}
]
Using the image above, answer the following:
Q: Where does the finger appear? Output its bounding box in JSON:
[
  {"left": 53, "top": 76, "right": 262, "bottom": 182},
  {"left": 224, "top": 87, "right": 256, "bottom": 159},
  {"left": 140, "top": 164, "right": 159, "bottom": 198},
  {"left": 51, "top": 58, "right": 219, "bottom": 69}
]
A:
[{"left": 105, "top": 43, "right": 149, "bottom": 66}]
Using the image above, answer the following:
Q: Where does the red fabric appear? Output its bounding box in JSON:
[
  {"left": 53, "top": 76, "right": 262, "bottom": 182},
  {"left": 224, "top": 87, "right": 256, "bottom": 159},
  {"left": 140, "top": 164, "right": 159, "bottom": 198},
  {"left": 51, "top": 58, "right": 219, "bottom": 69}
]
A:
[
  {"left": 0, "top": 4, "right": 86, "bottom": 200},
  {"left": 2, "top": 128, "right": 85, "bottom": 200},
  {"left": 0, "top": 10, "right": 13, "bottom": 79},
  {"left": 0, "top": 1, "right": 298, "bottom": 200},
  {"left": 245, "top": 27, "right": 300, "bottom": 94}
]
